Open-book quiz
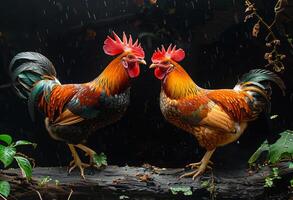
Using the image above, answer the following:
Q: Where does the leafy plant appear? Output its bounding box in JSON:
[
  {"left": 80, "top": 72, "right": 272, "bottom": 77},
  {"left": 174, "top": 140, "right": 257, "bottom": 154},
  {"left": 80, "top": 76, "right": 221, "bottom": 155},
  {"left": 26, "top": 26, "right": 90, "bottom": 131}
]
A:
[
  {"left": 248, "top": 130, "right": 293, "bottom": 165},
  {"left": 93, "top": 152, "right": 107, "bottom": 167},
  {"left": 170, "top": 186, "right": 193, "bottom": 196},
  {"left": 38, "top": 176, "right": 60, "bottom": 187},
  {"left": 264, "top": 167, "right": 281, "bottom": 188},
  {"left": 249, "top": 130, "right": 293, "bottom": 188},
  {"left": 0, "top": 181, "right": 10, "bottom": 198},
  {"left": 38, "top": 176, "right": 52, "bottom": 187},
  {"left": 0, "top": 134, "right": 36, "bottom": 198},
  {"left": 201, "top": 180, "right": 210, "bottom": 188}
]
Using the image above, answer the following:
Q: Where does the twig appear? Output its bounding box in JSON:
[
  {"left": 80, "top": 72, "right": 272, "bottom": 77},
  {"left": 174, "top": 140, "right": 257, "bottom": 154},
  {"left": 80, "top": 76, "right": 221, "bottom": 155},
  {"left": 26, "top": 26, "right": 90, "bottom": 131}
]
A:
[
  {"left": 0, "top": 193, "right": 8, "bottom": 200},
  {"left": 35, "top": 190, "right": 43, "bottom": 200},
  {"left": 245, "top": 0, "right": 288, "bottom": 72},
  {"left": 67, "top": 189, "right": 73, "bottom": 200}
]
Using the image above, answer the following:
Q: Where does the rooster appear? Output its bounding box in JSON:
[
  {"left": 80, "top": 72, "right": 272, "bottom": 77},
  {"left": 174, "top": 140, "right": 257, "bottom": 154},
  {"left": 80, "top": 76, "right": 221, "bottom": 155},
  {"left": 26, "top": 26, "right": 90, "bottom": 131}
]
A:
[
  {"left": 9, "top": 32, "right": 146, "bottom": 178},
  {"left": 149, "top": 45, "right": 285, "bottom": 180}
]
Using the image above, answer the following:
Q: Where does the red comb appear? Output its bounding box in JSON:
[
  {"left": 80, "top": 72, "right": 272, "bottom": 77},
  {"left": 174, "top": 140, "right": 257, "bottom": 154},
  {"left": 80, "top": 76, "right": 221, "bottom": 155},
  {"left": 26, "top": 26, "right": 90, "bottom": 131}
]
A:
[
  {"left": 103, "top": 31, "right": 144, "bottom": 58},
  {"left": 151, "top": 44, "right": 185, "bottom": 63}
]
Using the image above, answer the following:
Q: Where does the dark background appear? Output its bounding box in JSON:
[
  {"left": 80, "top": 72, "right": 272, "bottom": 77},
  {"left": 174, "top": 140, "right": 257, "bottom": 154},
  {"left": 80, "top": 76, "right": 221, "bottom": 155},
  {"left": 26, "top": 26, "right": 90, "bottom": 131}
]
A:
[{"left": 0, "top": 0, "right": 292, "bottom": 171}]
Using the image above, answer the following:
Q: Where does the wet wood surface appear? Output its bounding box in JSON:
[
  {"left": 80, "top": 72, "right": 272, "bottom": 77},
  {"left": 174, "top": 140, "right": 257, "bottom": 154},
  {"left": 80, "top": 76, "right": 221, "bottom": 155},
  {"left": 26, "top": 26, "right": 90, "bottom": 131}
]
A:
[{"left": 0, "top": 161, "right": 292, "bottom": 200}]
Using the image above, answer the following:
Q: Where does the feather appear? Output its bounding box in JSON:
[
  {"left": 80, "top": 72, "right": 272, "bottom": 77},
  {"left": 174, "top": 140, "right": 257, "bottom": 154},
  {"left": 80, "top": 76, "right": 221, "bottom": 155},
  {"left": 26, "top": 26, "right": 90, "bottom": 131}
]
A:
[
  {"left": 9, "top": 52, "right": 58, "bottom": 100},
  {"left": 9, "top": 52, "right": 60, "bottom": 121},
  {"left": 238, "top": 69, "right": 285, "bottom": 95}
]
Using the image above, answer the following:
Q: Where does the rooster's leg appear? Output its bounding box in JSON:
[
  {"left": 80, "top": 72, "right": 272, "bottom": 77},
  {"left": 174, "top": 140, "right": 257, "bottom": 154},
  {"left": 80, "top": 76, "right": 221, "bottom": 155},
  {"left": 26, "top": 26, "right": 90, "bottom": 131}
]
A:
[
  {"left": 180, "top": 149, "right": 215, "bottom": 180},
  {"left": 68, "top": 144, "right": 90, "bottom": 179},
  {"left": 75, "top": 144, "right": 100, "bottom": 167}
]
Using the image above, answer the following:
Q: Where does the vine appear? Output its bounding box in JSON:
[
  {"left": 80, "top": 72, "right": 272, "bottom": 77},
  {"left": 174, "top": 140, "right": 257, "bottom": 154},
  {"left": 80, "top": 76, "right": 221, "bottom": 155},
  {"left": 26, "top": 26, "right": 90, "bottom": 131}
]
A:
[{"left": 244, "top": 0, "right": 289, "bottom": 72}]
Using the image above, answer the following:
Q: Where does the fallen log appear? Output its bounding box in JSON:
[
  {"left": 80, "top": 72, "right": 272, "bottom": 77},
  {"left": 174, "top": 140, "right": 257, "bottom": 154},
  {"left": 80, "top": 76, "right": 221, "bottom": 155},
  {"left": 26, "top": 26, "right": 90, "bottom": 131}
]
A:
[{"left": 0, "top": 162, "right": 292, "bottom": 200}]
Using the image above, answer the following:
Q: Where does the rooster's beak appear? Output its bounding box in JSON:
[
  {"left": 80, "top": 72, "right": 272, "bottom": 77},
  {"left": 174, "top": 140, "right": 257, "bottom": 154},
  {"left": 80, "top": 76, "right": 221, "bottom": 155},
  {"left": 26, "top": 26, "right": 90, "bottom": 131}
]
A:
[
  {"left": 149, "top": 64, "right": 156, "bottom": 68},
  {"left": 139, "top": 59, "right": 147, "bottom": 65}
]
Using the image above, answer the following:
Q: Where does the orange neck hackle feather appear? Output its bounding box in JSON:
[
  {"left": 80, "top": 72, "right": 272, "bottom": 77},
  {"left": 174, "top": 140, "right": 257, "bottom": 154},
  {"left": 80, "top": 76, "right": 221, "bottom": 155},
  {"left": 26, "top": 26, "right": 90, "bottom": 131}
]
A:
[
  {"left": 94, "top": 53, "right": 130, "bottom": 95},
  {"left": 163, "top": 61, "right": 201, "bottom": 99}
]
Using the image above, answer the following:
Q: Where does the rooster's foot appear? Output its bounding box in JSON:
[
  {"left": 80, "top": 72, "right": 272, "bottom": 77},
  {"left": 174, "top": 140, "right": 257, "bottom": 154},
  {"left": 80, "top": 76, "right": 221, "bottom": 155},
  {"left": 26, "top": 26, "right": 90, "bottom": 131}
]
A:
[
  {"left": 180, "top": 149, "right": 215, "bottom": 180},
  {"left": 75, "top": 144, "right": 102, "bottom": 168},
  {"left": 179, "top": 168, "right": 205, "bottom": 180},
  {"left": 68, "top": 144, "right": 90, "bottom": 179}
]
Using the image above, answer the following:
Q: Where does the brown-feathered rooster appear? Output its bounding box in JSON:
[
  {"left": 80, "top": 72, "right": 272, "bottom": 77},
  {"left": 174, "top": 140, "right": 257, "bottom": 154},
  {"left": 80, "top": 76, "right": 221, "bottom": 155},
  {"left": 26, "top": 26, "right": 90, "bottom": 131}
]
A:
[
  {"left": 149, "top": 45, "right": 285, "bottom": 180},
  {"left": 9, "top": 32, "right": 146, "bottom": 178}
]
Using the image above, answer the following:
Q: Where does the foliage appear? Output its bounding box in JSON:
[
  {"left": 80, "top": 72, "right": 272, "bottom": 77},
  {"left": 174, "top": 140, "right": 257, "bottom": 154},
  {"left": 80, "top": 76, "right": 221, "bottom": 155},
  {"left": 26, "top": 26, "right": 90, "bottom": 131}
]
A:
[
  {"left": 38, "top": 176, "right": 52, "bottom": 187},
  {"left": 93, "top": 152, "right": 107, "bottom": 168},
  {"left": 170, "top": 186, "right": 193, "bottom": 196},
  {"left": 248, "top": 130, "right": 293, "bottom": 165},
  {"left": 0, "top": 134, "right": 36, "bottom": 197},
  {"left": 248, "top": 140, "right": 269, "bottom": 165},
  {"left": 249, "top": 130, "right": 293, "bottom": 188},
  {"left": 0, "top": 181, "right": 10, "bottom": 198},
  {"left": 201, "top": 180, "right": 210, "bottom": 188},
  {"left": 244, "top": 0, "right": 290, "bottom": 72},
  {"left": 38, "top": 176, "right": 60, "bottom": 187},
  {"left": 264, "top": 167, "right": 281, "bottom": 188}
]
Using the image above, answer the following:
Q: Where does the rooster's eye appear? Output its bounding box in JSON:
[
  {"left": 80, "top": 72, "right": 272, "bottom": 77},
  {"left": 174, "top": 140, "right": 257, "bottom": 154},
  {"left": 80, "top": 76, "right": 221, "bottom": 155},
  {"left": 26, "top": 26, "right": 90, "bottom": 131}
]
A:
[
  {"left": 161, "top": 61, "right": 170, "bottom": 65},
  {"left": 127, "top": 55, "right": 135, "bottom": 59}
]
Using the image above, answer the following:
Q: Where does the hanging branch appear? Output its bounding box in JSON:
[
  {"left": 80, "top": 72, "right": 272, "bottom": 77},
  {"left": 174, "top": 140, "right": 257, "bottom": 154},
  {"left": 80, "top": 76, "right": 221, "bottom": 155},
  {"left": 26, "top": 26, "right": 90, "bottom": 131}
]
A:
[{"left": 244, "top": 0, "right": 289, "bottom": 72}]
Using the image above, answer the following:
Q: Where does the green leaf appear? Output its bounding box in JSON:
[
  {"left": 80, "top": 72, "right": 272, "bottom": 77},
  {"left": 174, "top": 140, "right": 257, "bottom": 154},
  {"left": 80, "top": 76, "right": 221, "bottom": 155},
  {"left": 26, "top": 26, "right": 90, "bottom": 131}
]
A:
[
  {"left": 271, "top": 167, "right": 280, "bottom": 178},
  {"left": 248, "top": 140, "right": 269, "bottom": 165},
  {"left": 201, "top": 180, "right": 210, "bottom": 188},
  {"left": 92, "top": 152, "right": 107, "bottom": 168},
  {"left": 264, "top": 177, "right": 273, "bottom": 187},
  {"left": 0, "top": 181, "right": 10, "bottom": 197},
  {"left": 289, "top": 162, "right": 293, "bottom": 169},
  {"left": 14, "top": 140, "right": 37, "bottom": 148},
  {"left": 268, "top": 130, "right": 293, "bottom": 163},
  {"left": 0, "top": 145, "right": 16, "bottom": 167},
  {"left": 290, "top": 179, "right": 293, "bottom": 187},
  {"left": 0, "top": 134, "right": 12, "bottom": 145},
  {"left": 170, "top": 186, "right": 193, "bottom": 196},
  {"left": 38, "top": 176, "right": 52, "bottom": 187},
  {"left": 14, "top": 156, "right": 32, "bottom": 179}
]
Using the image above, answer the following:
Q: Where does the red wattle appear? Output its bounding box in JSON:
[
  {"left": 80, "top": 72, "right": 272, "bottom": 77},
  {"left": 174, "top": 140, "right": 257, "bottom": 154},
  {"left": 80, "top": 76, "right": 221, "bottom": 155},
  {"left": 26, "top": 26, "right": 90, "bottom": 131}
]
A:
[
  {"left": 154, "top": 68, "right": 166, "bottom": 80},
  {"left": 127, "top": 63, "right": 140, "bottom": 78}
]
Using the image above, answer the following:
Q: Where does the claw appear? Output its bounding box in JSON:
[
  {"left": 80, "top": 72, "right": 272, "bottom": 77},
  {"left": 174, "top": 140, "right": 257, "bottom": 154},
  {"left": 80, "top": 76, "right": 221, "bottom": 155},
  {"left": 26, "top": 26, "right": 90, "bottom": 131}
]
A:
[
  {"left": 68, "top": 144, "right": 91, "bottom": 179},
  {"left": 180, "top": 149, "right": 215, "bottom": 180},
  {"left": 186, "top": 161, "right": 213, "bottom": 170},
  {"left": 179, "top": 165, "right": 207, "bottom": 180},
  {"left": 75, "top": 144, "right": 102, "bottom": 167},
  {"left": 68, "top": 161, "right": 90, "bottom": 179}
]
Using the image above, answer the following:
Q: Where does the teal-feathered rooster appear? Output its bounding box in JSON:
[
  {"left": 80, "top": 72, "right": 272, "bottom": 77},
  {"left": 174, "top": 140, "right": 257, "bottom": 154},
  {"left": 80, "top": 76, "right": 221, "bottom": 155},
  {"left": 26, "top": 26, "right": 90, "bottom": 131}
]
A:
[{"left": 9, "top": 32, "right": 146, "bottom": 178}]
